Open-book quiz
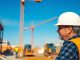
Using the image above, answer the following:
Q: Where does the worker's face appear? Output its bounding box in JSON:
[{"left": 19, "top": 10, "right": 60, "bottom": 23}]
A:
[{"left": 57, "top": 26, "right": 72, "bottom": 40}]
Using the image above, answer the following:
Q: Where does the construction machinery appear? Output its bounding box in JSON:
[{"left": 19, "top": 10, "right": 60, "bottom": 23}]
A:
[
  {"left": 1, "top": 41, "right": 10, "bottom": 53},
  {"left": 23, "top": 44, "right": 34, "bottom": 56},
  {"left": 44, "top": 43, "right": 56, "bottom": 58},
  {"left": 1, "top": 41, "right": 13, "bottom": 56}
]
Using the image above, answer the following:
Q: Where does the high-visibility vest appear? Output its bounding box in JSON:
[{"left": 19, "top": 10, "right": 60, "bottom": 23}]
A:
[
  {"left": 69, "top": 37, "right": 80, "bottom": 60},
  {"left": 14, "top": 47, "right": 19, "bottom": 52}
]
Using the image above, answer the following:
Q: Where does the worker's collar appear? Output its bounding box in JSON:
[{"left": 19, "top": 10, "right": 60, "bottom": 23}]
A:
[
  {"left": 63, "top": 35, "right": 80, "bottom": 45},
  {"left": 68, "top": 35, "right": 80, "bottom": 40}
]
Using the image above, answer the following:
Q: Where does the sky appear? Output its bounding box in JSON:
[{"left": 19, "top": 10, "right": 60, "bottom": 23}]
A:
[{"left": 0, "top": 0, "right": 80, "bottom": 47}]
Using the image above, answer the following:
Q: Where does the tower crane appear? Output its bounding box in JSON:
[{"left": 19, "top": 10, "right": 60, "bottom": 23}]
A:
[
  {"left": 24, "top": 17, "right": 57, "bottom": 48},
  {"left": 18, "top": 0, "right": 25, "bottom": 57},
  {"left": 19, "top": 0, "right": 25, "bottom": 48}
]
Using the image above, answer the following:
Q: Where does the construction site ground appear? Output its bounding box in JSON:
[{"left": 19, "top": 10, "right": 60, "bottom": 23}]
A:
[{"left": 5, "top": 54, "right": 57, "bottom": 60}]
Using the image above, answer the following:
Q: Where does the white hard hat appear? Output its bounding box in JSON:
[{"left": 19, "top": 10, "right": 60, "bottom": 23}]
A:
[{"left": 56, "top": 12, "right": 80, "bottom": 26}]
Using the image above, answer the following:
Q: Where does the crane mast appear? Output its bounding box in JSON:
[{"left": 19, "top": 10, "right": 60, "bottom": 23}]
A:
[{"left": 20, "top": 0, "right": 25, "bottom": 47}]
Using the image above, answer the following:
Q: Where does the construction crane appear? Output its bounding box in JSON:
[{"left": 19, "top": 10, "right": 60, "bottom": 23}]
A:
[
  {"left": 24, "top": 17, "right": 57, "bottom": 48},
  {"left": 19, "top": 0, "right": 25, "bottom": 48},
  {"left": 18, "top": 0, "right": 25, "bottom": 57}
]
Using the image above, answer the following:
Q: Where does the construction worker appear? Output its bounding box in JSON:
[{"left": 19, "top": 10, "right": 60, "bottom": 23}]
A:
[
  {"left": 14, "top": 47, "right": 19, "bottom": 58},
  {"left": 55, "top": 12, "right": 80, "bottom": 60}
]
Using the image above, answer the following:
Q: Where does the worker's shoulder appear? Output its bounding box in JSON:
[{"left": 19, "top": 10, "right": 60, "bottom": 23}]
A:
[
  {"left": 63, "top": 41, "right": 77, "bottom": 48},
  {"left": 60, "top": 41, "right": 77, "bottom": 53},
  {"left": 66, "top": 37, "right": 80, "bottom": 47}
]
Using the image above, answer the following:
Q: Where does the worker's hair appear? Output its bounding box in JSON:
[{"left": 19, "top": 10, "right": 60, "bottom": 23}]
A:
[{"left": 72, "top": 26, "right": 80, "bottom": 36}]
